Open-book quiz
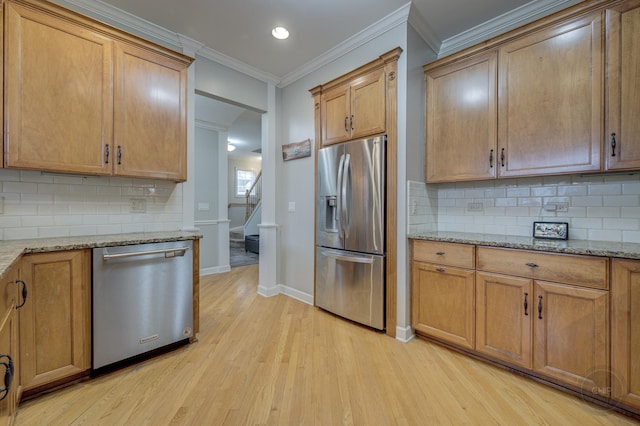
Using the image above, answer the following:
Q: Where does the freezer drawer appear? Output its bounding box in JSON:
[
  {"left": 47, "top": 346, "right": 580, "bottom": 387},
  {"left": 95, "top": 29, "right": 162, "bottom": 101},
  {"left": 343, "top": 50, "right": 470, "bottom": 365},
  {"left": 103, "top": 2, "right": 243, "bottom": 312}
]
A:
[{"left": 315, "top": 248, "right": 385, "bottom": 330}]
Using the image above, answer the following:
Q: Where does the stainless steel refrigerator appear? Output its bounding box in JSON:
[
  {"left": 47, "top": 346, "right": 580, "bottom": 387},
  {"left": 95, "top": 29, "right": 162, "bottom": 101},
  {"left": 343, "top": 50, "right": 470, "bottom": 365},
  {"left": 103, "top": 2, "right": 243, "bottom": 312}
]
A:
[{"left": 315, "top": 136, "right": 385, "bottom": 330}]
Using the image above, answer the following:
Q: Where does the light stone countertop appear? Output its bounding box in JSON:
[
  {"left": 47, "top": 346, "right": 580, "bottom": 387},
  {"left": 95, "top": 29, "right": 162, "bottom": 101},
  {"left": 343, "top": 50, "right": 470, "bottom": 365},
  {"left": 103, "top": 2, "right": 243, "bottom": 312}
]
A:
[
  {"left": 0, "top": 231, "right": 202, "bottom": 280},
  {"left": 408, "top": 231, "right": 640, "bottom": 260}
]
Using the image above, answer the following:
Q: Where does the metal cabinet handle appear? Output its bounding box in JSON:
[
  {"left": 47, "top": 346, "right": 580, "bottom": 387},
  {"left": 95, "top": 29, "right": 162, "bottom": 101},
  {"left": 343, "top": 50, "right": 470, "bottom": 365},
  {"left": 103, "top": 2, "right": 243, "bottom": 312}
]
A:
[
  {"left": 350, "top": 115, "right": 354, "bottom": 130},
  {"left": 538, "top": 295, "right": 543, "bottom": 319},
  {"left": 611, "top": 133, "right": 617, "bottom": 157},
  {"left": 489, "top": 149, "right": 494, "bottom": 168},
  {"left": 0, "top": 354, "right": 14, "bottom": 401},
  {"left": 14, "top": 279, "right": 27, "bottom": 309},
  {"left": 103, "top": 247, "right": 190, "bottom": 260},
  {"left": 435, "top": 251, "right": 445, "bottom": 256},
  {"left": 344, "top": 117, "right": 349, "bottom": 132},
  {"left": 500, "top": 148, "right": 505, "bottom": 167},
  {"left": 117, "top": 145, "right": 122, "bottom": 165},
  {"left": 524, "top": 292, "right": 529, "bottom": 316},
  {"left": 526, "top": 262, "right": 538, "bottom": 268},
  {"left": 436, "top": 268, "right": 445, "bottom": 273},
  {"left": 105, "top": 144, "right": 110, "bottom": 164}
]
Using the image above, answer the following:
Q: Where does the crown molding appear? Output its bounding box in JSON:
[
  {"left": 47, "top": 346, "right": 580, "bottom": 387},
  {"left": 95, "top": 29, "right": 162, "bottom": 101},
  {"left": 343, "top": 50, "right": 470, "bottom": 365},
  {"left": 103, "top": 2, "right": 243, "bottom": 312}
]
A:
[
  {"left": 52, "top": 0, "right": 182, "bottom": 49},
  {"left": 195, "top": 47, "right": 281, "bottom": 86},
  {"left": 278, "top": 2, "right": 411, "bottom": 88},
  {"left": 438, "top": 0, "right": 583, "bottom": 57},
  {"left": 407, "top": 3, "right": 441, "bottom": 53}
]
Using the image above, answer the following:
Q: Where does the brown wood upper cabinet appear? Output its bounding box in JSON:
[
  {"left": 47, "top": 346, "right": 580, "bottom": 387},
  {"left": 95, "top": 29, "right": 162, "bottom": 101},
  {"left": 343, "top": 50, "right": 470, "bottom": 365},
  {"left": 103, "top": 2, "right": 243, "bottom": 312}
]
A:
[
  {"left": 311, "top": 48, "right": 401, "bottom": 148},
  {"left": 423, "top": 2, "right": 632, "bottom": 183},
  {"left": 320, "top": 68, "right": 386, "bottom": 146},
  {"left": 4, "top": 0, "right": 192, "bottom": 181},
  {"left": 605, "top": 0, "right": 640, "bottom": 171}
]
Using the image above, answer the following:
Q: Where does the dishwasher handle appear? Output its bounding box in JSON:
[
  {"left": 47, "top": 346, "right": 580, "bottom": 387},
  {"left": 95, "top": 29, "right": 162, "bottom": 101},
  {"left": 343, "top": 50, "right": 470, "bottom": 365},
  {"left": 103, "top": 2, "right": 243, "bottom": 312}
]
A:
[{"left": 102, "top": 246, "right": 190, "bottom": 260}]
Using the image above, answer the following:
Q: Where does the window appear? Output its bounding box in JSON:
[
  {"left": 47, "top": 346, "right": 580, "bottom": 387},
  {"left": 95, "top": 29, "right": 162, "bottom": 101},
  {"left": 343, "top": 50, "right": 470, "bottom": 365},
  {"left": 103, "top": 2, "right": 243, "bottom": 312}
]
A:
[{"left": 236, "top": 168, "right": 256, "bottom": 197}]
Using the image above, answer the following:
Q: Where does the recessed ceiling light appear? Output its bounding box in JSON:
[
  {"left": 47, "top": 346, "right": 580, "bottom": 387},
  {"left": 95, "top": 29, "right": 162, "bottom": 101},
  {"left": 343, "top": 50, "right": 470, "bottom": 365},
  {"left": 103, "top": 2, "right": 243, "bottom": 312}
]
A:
[
  {"left": 272, "top": 26, "right": 289, "bottom": 40},
  {"left": 227, "top": 143, "right": 236, "bottom": 152}
]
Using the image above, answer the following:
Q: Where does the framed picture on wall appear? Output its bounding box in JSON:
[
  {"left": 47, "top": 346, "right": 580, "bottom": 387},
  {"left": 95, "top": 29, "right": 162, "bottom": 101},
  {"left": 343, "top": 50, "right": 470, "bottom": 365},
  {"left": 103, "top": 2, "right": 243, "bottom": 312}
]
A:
[{"left": 532, "top": 221, "right": 569, "bottom": 240}]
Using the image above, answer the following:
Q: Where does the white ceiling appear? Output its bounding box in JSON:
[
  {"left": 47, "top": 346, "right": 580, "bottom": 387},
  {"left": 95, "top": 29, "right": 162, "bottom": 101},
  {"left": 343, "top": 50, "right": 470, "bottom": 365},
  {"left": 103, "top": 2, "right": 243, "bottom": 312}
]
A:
[{"left": 97, "top": 0, "right": 547, "bottom": 79}]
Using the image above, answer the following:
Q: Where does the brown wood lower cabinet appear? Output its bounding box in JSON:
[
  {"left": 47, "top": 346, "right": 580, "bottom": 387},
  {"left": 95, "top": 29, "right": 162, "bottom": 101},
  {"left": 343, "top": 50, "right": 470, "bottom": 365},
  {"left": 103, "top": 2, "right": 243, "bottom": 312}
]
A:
[
  {"left": 533, "top": 281, "right": 609, "bottom": 392},
  {"left": 412, "top": 262, "right": 475, "bottom": 350},
  {"left": 411, "top": 240, "right": 621, "bottom": 411},
  {"left": 476, "top": 272, "right": 532, "bottom": 369},
  {"left": 0, "top": 264, "right": 21, "bottom": 424},
  {"left": 611, "top": 259, "right": 640, "bottom": 410},
  {"left": 19, "top": 250, "right": 91, "bottom": 395}
]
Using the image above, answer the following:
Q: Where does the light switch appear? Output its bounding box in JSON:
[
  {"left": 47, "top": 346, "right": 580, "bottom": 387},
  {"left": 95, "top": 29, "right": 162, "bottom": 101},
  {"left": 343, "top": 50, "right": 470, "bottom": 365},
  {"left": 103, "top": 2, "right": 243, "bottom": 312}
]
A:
[{"left": 288, "top": 202, "right": 296, "bottom": 212}]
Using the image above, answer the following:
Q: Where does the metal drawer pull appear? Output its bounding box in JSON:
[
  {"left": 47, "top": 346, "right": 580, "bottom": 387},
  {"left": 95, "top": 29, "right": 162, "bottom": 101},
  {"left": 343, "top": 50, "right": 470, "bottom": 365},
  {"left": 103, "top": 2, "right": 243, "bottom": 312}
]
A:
[
  {"left": 0, "top": 354, "right": 14, "bottom": 401},
  {"left": 526, "top": 262, "right": 538, "bottom": 268},
  {"left": 322, "top": 251, "right": 374, "bottom": 264},
  {"left": 436, "top": 268, "right": 445, "bottom": 273},
  {"left": 538, "top": 295, "right": 543, "bottom": 319},
  {"left": 103, "top": 247, "right": 190, "bottom": 260},
  {"left": 436, "top": 251, "right": 445, "bottom": 256},
  {"left": 524, "top": 292, "right": 529, "bottom": 316}
]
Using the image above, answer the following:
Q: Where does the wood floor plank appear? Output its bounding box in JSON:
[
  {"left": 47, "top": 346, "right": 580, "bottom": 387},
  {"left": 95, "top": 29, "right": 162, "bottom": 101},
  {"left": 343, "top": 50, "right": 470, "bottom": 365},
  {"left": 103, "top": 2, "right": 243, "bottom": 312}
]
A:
[{"left": 14, "top": 264, "right": 639, "bottom": 425}]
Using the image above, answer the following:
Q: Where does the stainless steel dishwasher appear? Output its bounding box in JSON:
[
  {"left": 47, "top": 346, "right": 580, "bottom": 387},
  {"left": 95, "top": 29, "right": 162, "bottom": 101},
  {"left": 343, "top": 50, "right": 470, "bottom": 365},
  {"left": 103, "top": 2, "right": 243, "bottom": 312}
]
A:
[{"left": 92, "top": 241, "right": 193, "bottom": 369}]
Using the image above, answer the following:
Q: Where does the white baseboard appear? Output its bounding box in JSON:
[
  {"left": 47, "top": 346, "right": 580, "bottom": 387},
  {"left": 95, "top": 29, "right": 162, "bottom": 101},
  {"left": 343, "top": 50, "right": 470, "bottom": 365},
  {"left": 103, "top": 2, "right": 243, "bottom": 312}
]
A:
[
  {"left": 395, "top": 326, "right": 415, "bottom": 343},
  {"left": 256, "top": 283, "right": 314, "bottom": 305},
  {"left": 200, "top": 265, "right": 231, "bottom": 276},
  {"left": 278, "top": 284, "right": 314, "bottom": 305}
]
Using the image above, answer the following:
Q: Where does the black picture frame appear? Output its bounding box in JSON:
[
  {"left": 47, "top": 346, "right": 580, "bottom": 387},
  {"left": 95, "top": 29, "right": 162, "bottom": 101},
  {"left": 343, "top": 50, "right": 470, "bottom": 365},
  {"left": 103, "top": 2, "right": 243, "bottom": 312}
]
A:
[{"left": 532, "top": 221, "right": 569, "bottom": 240}]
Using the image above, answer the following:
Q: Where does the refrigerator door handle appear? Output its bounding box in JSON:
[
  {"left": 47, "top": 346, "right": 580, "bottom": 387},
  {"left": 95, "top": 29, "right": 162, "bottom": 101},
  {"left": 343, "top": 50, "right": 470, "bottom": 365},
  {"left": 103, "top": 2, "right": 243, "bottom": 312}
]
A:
[
  {"left": 320, "top": 249, "right": 374, "bottom": 264},
  {"left": 336, "top": 153, "right": 346, "bottom": 239},
  {"left": 341, "top": 153, "right": 351, "bottom": 239}
]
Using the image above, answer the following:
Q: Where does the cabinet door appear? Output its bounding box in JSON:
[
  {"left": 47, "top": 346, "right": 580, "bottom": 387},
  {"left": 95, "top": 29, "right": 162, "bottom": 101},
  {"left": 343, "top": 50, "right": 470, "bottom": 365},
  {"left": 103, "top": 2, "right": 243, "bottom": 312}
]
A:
[
  {"left": 114, "top": 43, "right": 188, "bottom": 181},
  {"left": 476, "top": 272, "right": 532, "bottom": 369},
  {"left": 321, "top": 85, "right": 351, "bottom": 145},
  {"left": 426, "top": 51, "right": 497, "bottom": 182},
  {"left": 498, "top": 13, "right": 603, "bottom": 177},
  {"left": 350, "top": 68, "right": 386, "bottom": 140},
  {"left": 412, "top": 262, "right": 475, "bottom": 349},
  {"left": 4, "top": 1, "right": 112, "bottom": 175},
  {"left": 0, "top": 266, "right": 19, "bottom": 423},
  {"left": 20, "top": 251, "right": 90, "bottom": 393},
  {"left": 533, "top": 281, "right": 609, "bottom": 392},
  {"left": 611, "top": 259, "right": 640, "bottom": 409},
  {"left": 606, "top": 0, "right": 640, "bottom": 171}
]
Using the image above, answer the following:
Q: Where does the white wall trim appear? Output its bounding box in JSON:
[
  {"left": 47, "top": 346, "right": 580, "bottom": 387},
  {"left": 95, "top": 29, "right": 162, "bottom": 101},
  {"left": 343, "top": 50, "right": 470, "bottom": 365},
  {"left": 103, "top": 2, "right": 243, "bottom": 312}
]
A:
[
  {"left": 257, "top": 223, "right": 280, "bottom": 229},
  {"left": 277, "top": 285, "right": 314, "bottom": 306},
  {"left": 195, "top": 119, "right": 227, "bottom": 132},
  {"left": 200, "top": 265, "right": 231, "bottom": 276},
  {"left": 257, "top": 284, "right": 280, "bottom": 298},
  {"left": 438, "top": 0, "right": 583, "bottom": 57},
  {"left": 53, "top": 0, "right": 183, "bottom": 48},
  {"left": 407, "top": 4, "right": 441, "bottom": 53},
  {"left": 196, "top": 47, "right": 280, "bottom": 85},
  {"left": 279, "top": 3, "right": 411, "bottom": 87},
  {"left": 194, "top": 220, "right": 219, "bottom": 226},
  {"left": 395, "top": 326, "right": 415, "bottom": 343}
]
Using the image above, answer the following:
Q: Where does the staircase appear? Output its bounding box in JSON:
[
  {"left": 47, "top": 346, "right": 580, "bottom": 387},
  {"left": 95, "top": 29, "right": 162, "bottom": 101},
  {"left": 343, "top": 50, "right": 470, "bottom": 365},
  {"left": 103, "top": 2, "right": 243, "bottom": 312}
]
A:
[{"left": 229, "top": 226, "right": 245, "bottom": 249}]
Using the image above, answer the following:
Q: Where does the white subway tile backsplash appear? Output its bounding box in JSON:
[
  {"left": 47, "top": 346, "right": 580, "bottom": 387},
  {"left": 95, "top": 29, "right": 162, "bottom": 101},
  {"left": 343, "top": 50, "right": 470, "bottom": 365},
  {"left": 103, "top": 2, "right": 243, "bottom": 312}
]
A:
[
  {"left": 407, "top": 173, "right": 640, "bottom": 244},
  {"left": 0, "top": 173, "right": 183, "bottom": 240}
]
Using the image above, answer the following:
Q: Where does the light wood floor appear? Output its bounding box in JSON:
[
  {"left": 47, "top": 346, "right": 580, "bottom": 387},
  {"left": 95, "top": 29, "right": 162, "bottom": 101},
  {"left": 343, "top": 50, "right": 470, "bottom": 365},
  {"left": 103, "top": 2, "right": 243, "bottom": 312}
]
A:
[{"left": 15, "top": 265, "right": 639, "bottom": 425}]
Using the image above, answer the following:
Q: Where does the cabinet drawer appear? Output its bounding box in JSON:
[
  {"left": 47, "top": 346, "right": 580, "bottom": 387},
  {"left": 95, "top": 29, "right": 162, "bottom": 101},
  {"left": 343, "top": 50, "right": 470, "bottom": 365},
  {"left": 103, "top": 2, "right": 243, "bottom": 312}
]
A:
[
  {"left": 412, "top": 240, "right": 475, "bottom": 269},
  {"left": 477, "top": 247, "right": 608, "bottom": 290}
]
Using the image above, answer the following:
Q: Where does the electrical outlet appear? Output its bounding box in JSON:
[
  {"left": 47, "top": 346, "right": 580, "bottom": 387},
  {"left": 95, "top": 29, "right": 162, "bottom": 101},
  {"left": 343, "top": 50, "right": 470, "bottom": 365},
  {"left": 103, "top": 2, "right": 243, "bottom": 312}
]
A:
[
  {"left": 0, "top": 196, "right": 4, "bottom": 214},
  {"left": 130, "top": 198, "right": 147, "bottom": 213},
  {"left": 467, "top": 202, "right": 483, "bottom": 212},
  {"left": 411, "top": 199, "right": 418, "bottom": 215},
  {"left": 555, "top": 202, "right": 569, "bottom": 212}
]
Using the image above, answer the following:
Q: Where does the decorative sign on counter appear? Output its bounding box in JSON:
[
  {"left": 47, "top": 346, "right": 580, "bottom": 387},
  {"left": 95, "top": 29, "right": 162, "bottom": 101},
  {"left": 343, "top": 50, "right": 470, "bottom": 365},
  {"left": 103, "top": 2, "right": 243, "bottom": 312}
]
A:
[{"left": 533, "top": 221, "right": 569, "bottom": 240}]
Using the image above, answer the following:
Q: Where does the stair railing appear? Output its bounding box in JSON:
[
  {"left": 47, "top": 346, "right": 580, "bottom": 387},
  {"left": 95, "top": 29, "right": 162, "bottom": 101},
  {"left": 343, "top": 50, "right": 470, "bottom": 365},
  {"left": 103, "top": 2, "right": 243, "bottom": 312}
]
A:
[{"left": 245, "top": 170, "right": 262, "bottom": 223}]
